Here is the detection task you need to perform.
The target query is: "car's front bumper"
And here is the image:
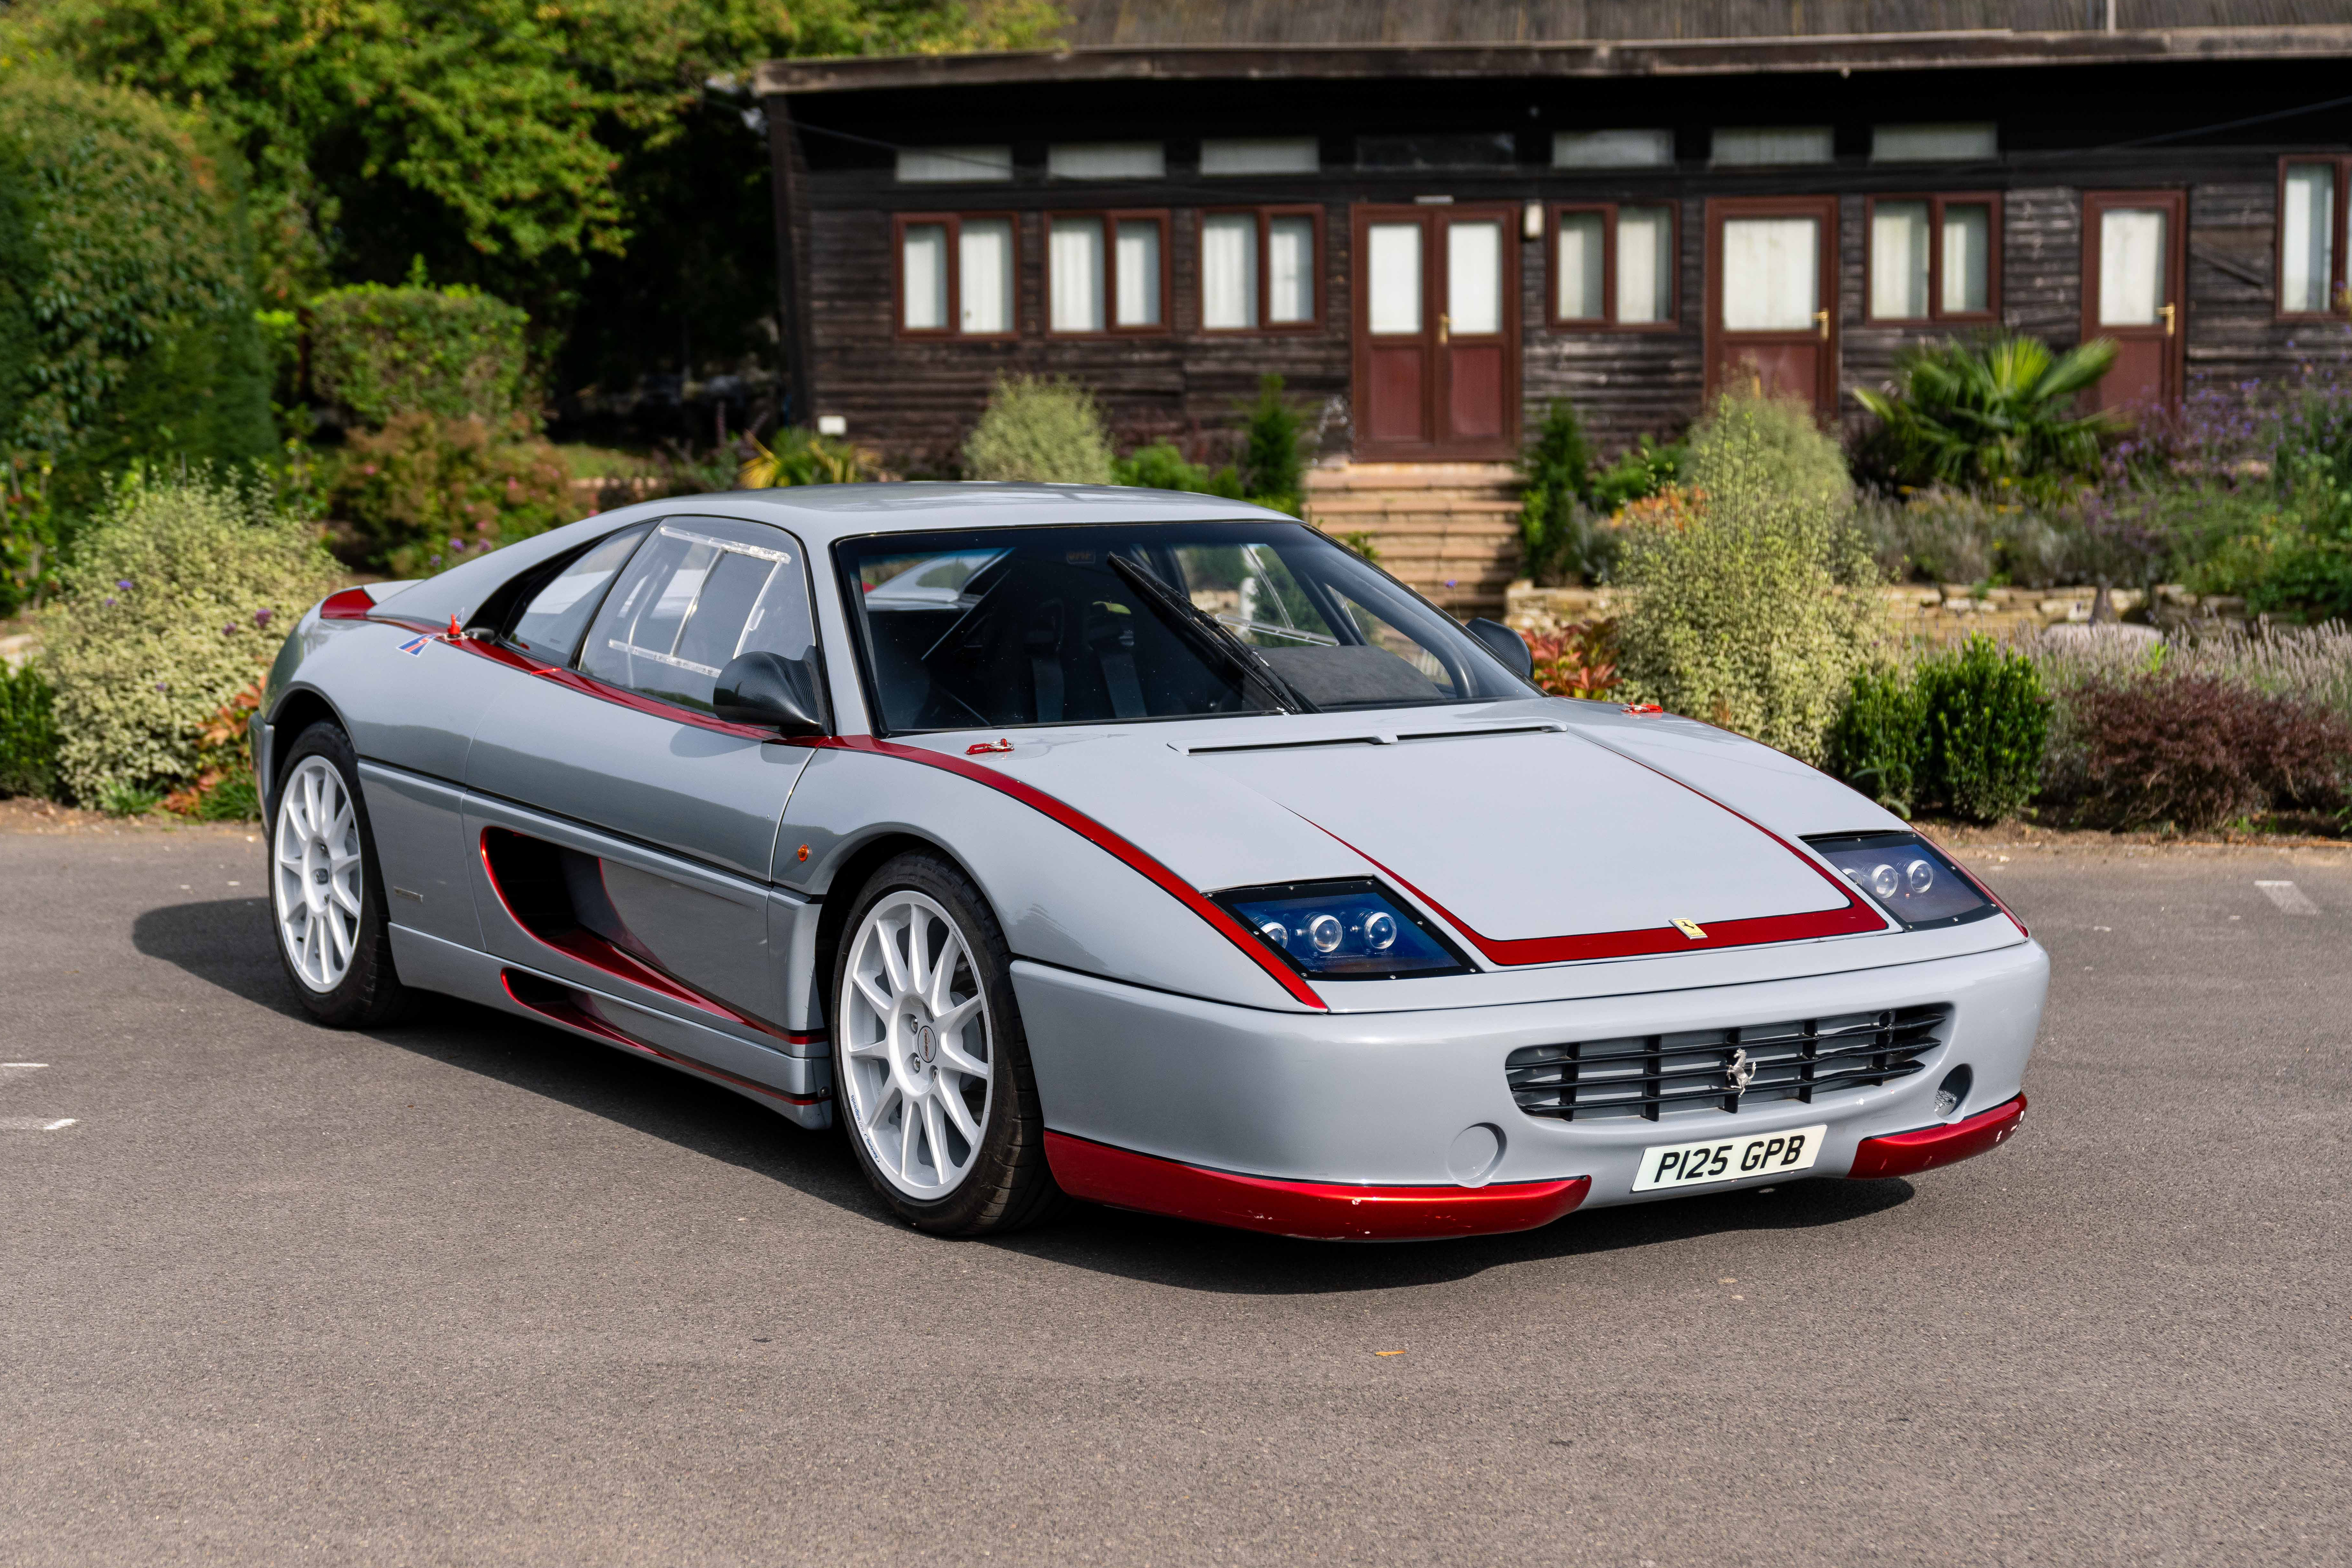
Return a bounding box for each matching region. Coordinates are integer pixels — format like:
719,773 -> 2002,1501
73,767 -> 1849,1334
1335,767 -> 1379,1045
1015,937 -> 2047,1237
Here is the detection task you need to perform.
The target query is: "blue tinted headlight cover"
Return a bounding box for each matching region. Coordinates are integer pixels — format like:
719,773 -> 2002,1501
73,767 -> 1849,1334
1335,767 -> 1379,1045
1212,878 -> 1472,979
1803,832 -> 1998,930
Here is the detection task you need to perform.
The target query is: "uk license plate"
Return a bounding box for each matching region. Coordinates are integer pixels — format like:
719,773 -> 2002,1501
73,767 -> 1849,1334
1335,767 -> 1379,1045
1632,1124 -> 1828,1192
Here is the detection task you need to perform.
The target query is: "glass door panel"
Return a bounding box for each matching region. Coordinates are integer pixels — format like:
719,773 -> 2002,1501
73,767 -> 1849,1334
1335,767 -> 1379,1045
1445,220 -> 1502,335
1367,222 -> 1423,334
2097,209 -> 2168,326
1721,216 -> 1820,329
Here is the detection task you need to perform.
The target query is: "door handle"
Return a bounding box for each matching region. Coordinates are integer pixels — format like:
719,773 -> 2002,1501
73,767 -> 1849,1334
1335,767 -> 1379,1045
2159,303 -> 2176,337
1814,309 -> 1831,341
1438,313 -> 1450,344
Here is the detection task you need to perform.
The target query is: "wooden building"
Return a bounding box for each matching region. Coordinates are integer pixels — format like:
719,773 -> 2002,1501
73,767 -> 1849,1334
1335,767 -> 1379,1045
757,3 -> 2352,613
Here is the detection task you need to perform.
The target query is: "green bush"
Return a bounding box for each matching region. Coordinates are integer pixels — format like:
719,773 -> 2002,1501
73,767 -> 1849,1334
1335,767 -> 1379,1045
308,281 -> 532,427
963,376 -> 1114,484
1589,434 -> 1685,514
0,70 -> 276,500
326,413 -> 580,575
1111,442 -> 1245,498
1914,635 -> 2050,823
1614,391 -> 1880,762
1,455 -> 62,618
1826,664 -> 1928,817
41,472 -> 338,805
1238,374 -> 1305,515
1518,402 -> 1597,586
1853,333 -> 2123,498
737,427 -> 878,488
0,658 -> 59,799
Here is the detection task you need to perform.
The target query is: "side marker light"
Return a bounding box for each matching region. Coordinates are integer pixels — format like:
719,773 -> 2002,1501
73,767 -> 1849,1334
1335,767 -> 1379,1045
1672,917 -> 1707,940
796,844 -> 810,863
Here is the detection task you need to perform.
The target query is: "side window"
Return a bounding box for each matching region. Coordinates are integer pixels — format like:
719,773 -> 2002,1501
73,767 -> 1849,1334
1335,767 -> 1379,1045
507,526 -> 649,664
578,518 -> 816,713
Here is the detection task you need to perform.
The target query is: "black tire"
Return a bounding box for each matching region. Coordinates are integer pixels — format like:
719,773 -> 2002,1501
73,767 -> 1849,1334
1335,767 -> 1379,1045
268,721 -> 415,1029
829,851 -> 1064,1237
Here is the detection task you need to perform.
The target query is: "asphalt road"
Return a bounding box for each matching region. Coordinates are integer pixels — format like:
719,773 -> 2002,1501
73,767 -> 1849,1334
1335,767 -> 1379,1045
2,824 -> 2348,1567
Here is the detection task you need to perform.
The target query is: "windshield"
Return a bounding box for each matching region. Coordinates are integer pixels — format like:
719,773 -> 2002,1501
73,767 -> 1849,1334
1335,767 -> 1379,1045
836,520 -> 1534,734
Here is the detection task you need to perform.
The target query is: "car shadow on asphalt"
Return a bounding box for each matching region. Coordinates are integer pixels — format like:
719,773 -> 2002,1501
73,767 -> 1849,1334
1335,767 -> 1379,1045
137,896 -> 1919,1289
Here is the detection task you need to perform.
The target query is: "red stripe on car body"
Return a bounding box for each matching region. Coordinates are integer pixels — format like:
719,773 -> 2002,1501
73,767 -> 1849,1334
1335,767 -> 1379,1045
1846,1094 -> 2026,1180
1044,1130 -> 1589,1240
319,587 -> 377,620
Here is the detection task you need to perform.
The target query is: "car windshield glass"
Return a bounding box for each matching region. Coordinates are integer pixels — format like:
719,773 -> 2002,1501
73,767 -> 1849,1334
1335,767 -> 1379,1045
837,521 -> 1533,734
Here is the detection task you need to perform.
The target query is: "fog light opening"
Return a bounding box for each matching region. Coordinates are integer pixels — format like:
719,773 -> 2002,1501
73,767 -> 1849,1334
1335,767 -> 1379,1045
1934,1064 -> 1973,1121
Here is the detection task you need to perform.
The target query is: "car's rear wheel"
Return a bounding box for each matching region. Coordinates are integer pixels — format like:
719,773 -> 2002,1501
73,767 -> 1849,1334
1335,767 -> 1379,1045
270,722 -> 414,1029
831,851 -> 1062,1236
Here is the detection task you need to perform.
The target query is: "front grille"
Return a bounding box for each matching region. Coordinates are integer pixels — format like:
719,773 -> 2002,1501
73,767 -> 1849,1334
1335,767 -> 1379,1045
1505,1005 -> 1952,1123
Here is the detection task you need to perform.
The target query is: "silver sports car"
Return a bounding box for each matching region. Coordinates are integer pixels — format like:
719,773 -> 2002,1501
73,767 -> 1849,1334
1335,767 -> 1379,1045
260,485 -> 2045,1239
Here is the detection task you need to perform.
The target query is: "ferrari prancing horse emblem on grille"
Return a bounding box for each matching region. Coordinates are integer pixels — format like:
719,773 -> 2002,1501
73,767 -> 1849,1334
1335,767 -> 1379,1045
1725,1047 -> 1757,1095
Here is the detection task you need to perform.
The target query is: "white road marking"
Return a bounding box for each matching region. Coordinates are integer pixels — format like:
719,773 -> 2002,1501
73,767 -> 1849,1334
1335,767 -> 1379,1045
0,1118 -> 76,1131
2255,880 -> 2322,916
0,1063 -> 48,1084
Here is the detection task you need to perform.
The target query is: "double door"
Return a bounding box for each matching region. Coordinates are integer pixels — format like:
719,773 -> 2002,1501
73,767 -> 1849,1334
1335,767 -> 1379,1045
1351,205 -> 1521,460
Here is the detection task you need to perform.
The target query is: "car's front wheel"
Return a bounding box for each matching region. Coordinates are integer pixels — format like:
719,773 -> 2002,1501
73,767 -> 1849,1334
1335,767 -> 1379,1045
830,851 -> 1061,1235
270,721 -> 413,1029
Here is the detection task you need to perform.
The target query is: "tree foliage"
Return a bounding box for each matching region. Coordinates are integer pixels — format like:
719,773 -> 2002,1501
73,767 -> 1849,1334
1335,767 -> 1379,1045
309,282 -> 532,427
14,0 -> 1064,320
0,67 -> 275,495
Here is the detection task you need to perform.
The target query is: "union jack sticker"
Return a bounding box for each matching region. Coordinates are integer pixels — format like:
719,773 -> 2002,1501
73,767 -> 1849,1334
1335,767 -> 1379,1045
396,633 -> 434,657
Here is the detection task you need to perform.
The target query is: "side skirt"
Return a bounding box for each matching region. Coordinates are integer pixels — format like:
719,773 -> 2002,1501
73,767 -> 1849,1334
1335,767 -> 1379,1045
389,924 -> 835,1130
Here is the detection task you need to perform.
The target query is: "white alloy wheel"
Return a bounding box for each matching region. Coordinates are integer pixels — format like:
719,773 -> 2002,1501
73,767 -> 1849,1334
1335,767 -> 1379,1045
272,755 -> 364,992
838,889 -> 995,1201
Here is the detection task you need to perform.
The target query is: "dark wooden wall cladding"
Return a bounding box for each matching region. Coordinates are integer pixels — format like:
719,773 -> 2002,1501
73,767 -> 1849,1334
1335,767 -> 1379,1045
1057,0 -> 2352,46
1517,197 -> 1706,454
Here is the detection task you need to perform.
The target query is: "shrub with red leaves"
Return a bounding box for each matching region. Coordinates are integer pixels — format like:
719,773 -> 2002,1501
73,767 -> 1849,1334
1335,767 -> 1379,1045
2046,672 -> 2352,830
1522,620 -> 1621,700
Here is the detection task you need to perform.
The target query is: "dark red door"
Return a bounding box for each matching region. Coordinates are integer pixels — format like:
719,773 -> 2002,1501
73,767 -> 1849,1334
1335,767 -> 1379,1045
1352,205 -> 1520,460
2082,189 -> 2187,413
1706,196 -> 1839,415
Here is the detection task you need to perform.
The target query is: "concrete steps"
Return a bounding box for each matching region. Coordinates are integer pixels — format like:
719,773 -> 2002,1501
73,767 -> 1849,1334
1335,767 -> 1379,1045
1304,463 -> 1523,619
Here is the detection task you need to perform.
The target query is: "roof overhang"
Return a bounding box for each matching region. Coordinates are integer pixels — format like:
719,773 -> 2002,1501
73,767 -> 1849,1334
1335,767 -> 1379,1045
756,24 -> 2352,97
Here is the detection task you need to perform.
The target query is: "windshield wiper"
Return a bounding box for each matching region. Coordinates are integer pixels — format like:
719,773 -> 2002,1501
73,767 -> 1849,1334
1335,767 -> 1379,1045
1108,553 -> 1317,715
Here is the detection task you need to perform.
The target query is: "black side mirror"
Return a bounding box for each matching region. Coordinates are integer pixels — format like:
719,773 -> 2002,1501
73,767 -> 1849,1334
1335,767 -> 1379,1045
1464,617 -> 1535,682
713,652 -> 830,737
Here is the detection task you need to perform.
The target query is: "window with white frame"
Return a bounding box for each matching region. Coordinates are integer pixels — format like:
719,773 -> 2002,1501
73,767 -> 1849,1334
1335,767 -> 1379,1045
1867,195 -> 1999,322
2280,157 -> 2349,318
1200,208 -> 1319,331
1047,212 -> 1168,333
897,214 -> 1017,336
1550,204 -> 1676,327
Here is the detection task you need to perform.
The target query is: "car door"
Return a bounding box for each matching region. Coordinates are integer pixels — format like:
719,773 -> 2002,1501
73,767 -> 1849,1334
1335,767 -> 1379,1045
460,514 -> 822,1039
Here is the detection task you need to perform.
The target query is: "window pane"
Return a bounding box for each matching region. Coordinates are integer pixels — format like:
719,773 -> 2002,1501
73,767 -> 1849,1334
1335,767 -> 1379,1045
1941,203 -> 1992,314
1553,129 -> 1673,169
2098,208 -> 2167,326
1202,213 -> 1257,329
1870,200 -> 1931,319
1721,216 -> 1818,329
1268,215 -> 1314,323
959,218 -> 1013,333
2283,164 -> 2335,314
1047,142 -> 1164,180
902,223 -> 948,330
1201,138 -> 1318,176
510,526 -> 648,665
1871,123 -> 1998,163
1618,206 -> 1673,323
1049,217 -> 1105,332
1114,220 -> 1160,327
1712,127 -> 1833,166
581,520 -> 801,713
895,146 -> 1012,184
1447,221 -> 1502,334
1556,211 -> 1604,320
1367,223 -> 1422,334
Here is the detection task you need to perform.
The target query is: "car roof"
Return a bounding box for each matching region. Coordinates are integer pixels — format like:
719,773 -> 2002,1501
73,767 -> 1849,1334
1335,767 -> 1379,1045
687,482 -> 1296,547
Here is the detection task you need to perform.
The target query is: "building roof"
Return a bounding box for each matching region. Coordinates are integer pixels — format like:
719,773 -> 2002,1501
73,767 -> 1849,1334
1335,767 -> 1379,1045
755,22 -> 2352,96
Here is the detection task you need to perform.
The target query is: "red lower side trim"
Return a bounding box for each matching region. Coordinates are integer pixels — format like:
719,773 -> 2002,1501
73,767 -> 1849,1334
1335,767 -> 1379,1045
500,972 -> 828,1106
1043,1131 -> 1589,1241
1847,1093 -> 2026,1180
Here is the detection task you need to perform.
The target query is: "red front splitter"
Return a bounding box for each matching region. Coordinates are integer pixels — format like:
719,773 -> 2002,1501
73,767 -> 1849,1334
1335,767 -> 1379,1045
1044,1131 -> 1590,1241
1847,1093 -> 2027,1180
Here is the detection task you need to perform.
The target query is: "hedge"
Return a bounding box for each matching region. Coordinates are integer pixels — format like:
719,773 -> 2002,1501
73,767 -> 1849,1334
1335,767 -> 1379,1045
0,69 -> 275,497
308,283 -> 532,427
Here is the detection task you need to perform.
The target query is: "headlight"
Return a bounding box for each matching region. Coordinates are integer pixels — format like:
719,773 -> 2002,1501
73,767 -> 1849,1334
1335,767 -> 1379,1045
1803,832 -> 1998,930
1213,878 -> 1471,979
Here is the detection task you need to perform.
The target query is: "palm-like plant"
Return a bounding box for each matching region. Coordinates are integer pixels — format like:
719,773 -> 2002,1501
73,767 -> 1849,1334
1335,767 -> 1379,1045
1854,334 -> 2124,494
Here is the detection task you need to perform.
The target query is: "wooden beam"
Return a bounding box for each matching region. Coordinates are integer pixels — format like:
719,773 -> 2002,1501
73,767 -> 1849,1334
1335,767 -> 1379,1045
764,95 -> 818,428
